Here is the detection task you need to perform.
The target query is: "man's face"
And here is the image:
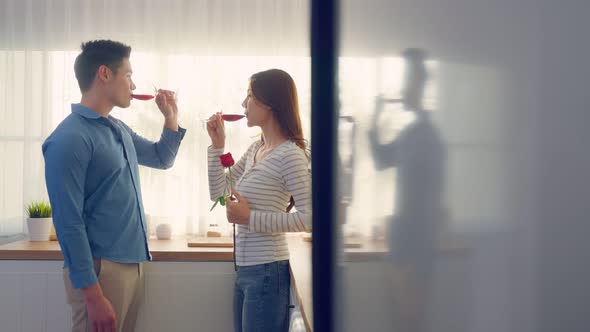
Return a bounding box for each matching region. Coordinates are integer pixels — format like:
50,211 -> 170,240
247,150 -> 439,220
105,58 -> 136,108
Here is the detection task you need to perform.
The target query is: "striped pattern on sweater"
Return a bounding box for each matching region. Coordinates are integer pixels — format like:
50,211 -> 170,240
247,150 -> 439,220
208,140 -> 311,266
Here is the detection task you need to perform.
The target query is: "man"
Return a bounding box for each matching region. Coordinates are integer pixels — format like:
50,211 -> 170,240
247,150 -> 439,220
369,48 -> 445,332
43,40 -> 186,332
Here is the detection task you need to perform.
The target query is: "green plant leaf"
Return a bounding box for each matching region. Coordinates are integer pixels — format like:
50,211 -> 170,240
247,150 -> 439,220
209,198 -> 219,211
25,200 -> 52,218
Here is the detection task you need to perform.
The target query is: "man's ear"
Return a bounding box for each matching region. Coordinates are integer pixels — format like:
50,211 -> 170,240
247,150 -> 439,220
97,65 -> 112,82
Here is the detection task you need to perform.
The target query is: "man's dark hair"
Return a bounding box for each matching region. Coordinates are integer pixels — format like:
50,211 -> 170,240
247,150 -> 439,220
74,40 -> 131,92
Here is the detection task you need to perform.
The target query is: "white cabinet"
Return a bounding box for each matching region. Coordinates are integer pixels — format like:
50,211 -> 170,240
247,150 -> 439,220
137,262 -> 235,332
0,260 -> 235,332
0,261 -> 71,332
288,286 -> 307,332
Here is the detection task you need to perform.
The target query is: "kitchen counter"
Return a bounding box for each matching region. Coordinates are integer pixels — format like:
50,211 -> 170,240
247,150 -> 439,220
0,235 -> 314,331
0,237 -> 234,261
0,233 -> 467,332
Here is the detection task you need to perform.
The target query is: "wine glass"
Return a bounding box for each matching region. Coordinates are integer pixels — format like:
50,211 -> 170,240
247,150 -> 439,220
198,112 -> 246,130
132,80 -> 179,103
198,108 -> 221,131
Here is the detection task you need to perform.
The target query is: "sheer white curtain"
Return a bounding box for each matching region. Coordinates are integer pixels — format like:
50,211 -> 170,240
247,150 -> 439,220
0,0 -> 310,236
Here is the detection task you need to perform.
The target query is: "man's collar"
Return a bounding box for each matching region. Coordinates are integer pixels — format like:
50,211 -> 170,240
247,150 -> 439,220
71,103 -> 102,119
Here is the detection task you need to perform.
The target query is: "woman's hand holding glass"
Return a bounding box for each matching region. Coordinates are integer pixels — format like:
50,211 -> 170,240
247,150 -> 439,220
207,112 -> 226,149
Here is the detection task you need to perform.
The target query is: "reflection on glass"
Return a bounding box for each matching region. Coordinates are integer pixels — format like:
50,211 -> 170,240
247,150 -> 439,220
370,48 -> 445,332
336,49 -> 444,332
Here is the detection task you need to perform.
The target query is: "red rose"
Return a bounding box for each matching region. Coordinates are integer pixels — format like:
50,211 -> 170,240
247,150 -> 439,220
219,152 -> 235,167
211,152 -> 236,211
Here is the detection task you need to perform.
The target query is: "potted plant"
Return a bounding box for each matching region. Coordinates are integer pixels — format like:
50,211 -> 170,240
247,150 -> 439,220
25,201 -> 53,241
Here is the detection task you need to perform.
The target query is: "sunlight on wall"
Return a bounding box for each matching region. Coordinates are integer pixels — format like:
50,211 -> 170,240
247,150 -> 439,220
3,51 -> 434,237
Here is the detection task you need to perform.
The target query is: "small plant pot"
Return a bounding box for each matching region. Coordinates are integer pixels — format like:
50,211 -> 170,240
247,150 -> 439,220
26,217 -> 53,241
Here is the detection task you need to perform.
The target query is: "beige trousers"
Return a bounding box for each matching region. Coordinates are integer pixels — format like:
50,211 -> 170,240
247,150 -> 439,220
63,259 -> 144,332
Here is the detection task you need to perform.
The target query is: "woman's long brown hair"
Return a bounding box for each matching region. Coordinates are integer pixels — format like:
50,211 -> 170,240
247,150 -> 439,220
250,69 -> 307,212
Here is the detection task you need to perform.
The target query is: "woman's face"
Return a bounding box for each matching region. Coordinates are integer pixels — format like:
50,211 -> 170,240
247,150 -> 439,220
242,87 -> 272,128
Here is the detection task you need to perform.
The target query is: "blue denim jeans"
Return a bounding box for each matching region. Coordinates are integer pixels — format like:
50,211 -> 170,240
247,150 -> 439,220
233,260 -> 291,332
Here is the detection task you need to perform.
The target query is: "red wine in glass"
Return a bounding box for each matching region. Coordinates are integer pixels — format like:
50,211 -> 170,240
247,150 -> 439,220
131,94 -> 155,101
221,114 -> 245,121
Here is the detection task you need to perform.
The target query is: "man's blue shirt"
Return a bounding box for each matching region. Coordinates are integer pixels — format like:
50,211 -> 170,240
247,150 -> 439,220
42,104 -> 186,288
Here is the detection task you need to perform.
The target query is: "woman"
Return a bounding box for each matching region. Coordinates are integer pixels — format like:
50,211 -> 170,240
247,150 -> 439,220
207,69 -> 311,332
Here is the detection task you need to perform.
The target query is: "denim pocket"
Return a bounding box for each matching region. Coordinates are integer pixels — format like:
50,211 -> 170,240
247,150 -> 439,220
237,263 -> 266,275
